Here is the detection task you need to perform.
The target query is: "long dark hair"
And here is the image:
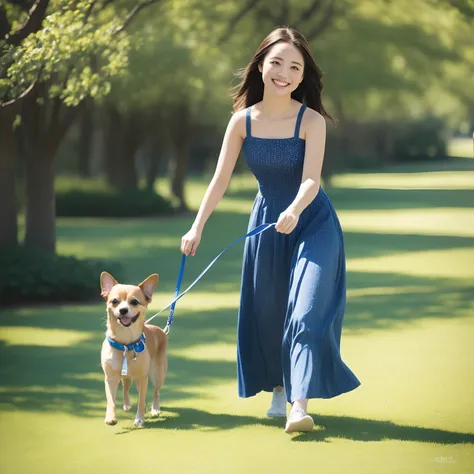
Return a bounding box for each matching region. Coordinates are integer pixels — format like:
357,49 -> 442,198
231,27 -> 333,123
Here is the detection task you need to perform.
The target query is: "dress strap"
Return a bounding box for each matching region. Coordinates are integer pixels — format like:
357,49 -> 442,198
294,104 -> 307,138
246,107 -> 252,138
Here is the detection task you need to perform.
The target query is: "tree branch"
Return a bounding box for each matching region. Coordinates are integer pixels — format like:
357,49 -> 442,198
7,0 -> 50,46
279,0 -> 290,25
256,6 -> 280,27
84,0 -> 99,23
1,78 -> 38,109
14,0 -> 37,12
113,0 -> 160,36
445,0 -> 474,19
305,0 -> 336,42
0,5 -> 11,39
51,102 -> 85,154
217,0 -> 262,46
296,0 -> 324,27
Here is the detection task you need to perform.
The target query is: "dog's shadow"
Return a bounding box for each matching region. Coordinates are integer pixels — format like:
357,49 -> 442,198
116,406 -> 474,444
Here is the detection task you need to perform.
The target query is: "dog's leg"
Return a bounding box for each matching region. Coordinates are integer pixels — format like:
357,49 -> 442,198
150,350 -> 167,416
104,374 -> 121,425
134,376 -> 148,427
122,377 -> 132,412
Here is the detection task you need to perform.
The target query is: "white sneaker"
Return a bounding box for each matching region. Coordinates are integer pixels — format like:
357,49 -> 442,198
284,407 -> 314,433
266,388 -> 287,418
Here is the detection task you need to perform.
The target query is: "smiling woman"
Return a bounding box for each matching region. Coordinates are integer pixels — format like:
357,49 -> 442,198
180,26 -> 361,434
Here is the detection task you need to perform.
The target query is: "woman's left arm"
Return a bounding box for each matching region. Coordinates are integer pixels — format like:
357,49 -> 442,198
275,112 -> 327,234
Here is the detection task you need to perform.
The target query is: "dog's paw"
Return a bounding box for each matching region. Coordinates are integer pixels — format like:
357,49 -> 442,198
123,405 -> 132,412
105,418 -> 117,426
150,408 -> 160,417
134,417 -> 145,427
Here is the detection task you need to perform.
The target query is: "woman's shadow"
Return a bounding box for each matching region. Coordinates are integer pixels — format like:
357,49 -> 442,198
117,407 -> 474,444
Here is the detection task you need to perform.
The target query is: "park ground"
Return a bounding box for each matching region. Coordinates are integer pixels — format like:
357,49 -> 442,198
1,144 -> 473,473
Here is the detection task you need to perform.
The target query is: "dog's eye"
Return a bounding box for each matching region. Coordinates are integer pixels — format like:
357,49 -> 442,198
130,299 -> 140,306
111,298 -> 119,305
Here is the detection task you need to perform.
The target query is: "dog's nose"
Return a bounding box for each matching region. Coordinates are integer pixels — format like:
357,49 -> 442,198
119,307 -> 128,315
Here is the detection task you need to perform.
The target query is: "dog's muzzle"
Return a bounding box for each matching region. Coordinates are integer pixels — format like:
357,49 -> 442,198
118,314 -> 140,327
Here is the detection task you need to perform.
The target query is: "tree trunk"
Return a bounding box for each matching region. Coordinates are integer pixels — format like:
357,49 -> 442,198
116,115 -> 139,189
104,105 -> 122,186
171,143 -> 190,211
169,104 -> 193,211
24,147 -> 56,252
0,108 -> 19,247
145,137 -> 165,191
21,85 -> 80,253
104,107 -> 139,189
78,98 -> 93,177
145,112 -> 168,191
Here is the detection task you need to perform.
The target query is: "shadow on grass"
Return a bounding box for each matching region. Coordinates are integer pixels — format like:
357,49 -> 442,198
1,265 -> 472,417
0,336 -> 237,417
115,406 -> 474,445
2,165 -> 473,422
53,210 -> 474,295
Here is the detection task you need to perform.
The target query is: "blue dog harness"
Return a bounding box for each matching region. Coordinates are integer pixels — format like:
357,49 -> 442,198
106,332 -> 146,376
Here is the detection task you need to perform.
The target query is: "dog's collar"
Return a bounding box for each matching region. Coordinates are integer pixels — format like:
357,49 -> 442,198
106,332 -> 146,354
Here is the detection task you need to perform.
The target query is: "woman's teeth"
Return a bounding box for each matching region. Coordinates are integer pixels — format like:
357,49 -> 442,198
273,79 -> 289,87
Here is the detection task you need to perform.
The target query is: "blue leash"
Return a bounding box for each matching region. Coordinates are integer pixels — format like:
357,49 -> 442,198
145,222 -> 277,333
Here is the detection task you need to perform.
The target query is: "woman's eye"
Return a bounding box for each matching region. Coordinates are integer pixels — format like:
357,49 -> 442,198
131,300 -> 139,306
291,66 -> 299,71
270,61 -> 280,66
111,299 -> 119,305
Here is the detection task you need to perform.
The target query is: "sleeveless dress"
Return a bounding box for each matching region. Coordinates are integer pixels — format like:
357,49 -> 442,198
237,103 -> 361,403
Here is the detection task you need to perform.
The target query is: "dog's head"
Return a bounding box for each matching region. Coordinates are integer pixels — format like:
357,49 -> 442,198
100,272 -> 159,333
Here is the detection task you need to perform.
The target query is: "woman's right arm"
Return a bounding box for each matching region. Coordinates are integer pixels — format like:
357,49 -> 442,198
181,110 -> 246,256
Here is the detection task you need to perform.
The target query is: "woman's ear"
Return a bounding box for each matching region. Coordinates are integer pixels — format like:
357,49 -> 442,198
258,62 -> 263,73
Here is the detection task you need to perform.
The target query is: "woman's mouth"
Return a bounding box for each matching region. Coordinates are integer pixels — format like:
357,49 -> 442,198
272,79 -> 290,89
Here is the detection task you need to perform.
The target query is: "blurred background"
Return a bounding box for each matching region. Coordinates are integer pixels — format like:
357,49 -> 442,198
1,2 -> 474,472
1,1 -> 473,298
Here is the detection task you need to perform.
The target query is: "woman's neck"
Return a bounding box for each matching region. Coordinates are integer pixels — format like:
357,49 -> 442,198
260,94 -> 295,120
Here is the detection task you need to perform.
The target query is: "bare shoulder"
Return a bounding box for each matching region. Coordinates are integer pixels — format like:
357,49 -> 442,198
301,108 -> 325,140
302,106 -> 326,130
228,108 -> 247,140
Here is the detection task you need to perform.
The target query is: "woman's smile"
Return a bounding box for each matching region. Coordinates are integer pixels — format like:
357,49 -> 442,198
272,79 -> 290,88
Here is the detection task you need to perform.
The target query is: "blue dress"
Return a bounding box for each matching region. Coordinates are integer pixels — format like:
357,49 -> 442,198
237,103 -> 361,403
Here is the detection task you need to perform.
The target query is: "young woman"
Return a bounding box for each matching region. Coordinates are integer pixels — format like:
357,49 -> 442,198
181,27 -> 361,433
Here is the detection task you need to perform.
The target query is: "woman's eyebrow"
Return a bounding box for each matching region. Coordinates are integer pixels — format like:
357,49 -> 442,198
269,56 -> 303,67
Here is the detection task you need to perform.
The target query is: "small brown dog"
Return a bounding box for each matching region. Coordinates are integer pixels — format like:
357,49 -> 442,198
100,272 -> 167,427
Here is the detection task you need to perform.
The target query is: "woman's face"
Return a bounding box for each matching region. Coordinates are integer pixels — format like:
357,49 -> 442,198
258,42 -> 305,96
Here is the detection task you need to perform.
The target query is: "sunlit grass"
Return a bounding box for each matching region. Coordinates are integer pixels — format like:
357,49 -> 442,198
348,246 -> 474,279
0,327 -> 96,347
448,137 -> 473,158
333,170 -> 474,190
339,208 -> 474,237
2,162 -> 474,474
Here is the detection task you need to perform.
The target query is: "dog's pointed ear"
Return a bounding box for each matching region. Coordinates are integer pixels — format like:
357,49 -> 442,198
101,272 -> 118,299
138,273 -> 159,302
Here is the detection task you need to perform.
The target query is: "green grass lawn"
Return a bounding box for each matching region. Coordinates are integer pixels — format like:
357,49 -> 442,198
1,160 -> 474,473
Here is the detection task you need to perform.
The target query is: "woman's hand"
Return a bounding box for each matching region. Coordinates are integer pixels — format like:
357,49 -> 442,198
275,208 -> 300,234
181,227 -> 202,256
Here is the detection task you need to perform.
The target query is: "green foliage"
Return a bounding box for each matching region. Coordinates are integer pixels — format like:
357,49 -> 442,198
0,245 -> 123,305
107,4 -> 233,128
2,0 -> 131,105
392,117 -> 448,162
55,182 -> 174,217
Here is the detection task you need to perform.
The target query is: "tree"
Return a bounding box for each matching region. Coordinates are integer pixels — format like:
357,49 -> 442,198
0,0 -> 161,252
104,9 -> 234,209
